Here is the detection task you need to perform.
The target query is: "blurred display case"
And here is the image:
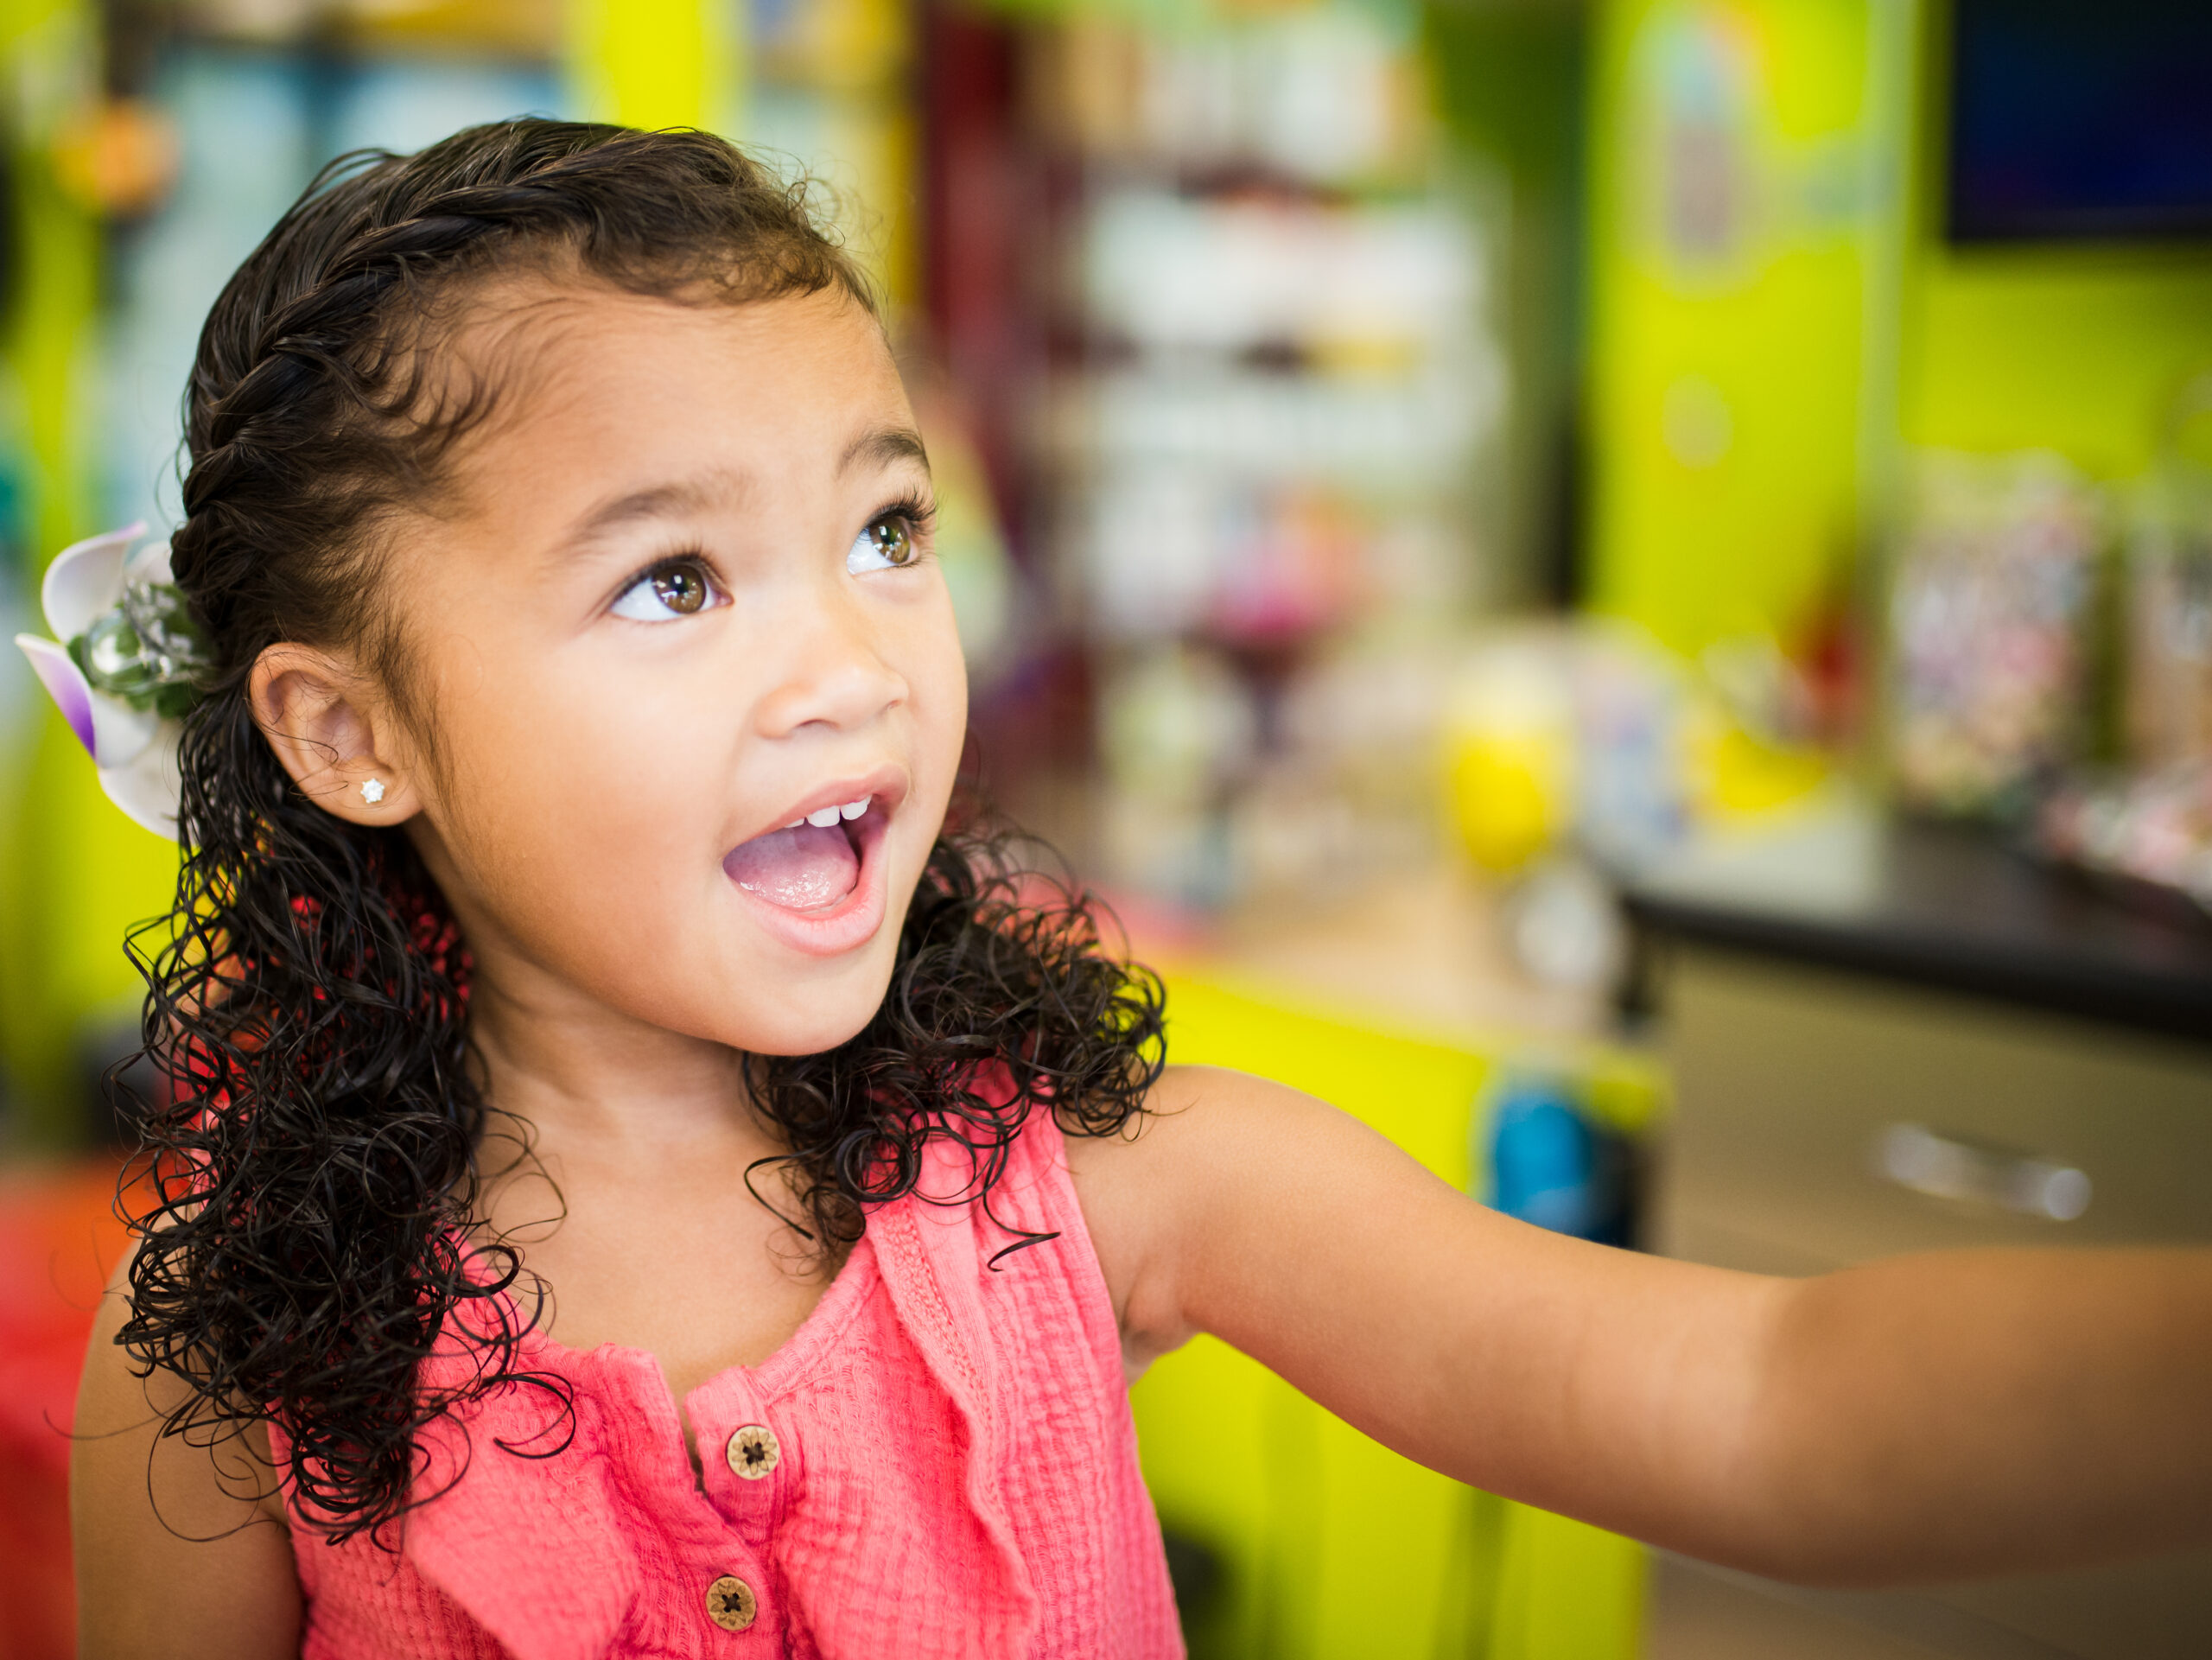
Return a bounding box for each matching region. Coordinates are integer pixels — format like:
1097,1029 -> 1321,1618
956,3 -> 1506,916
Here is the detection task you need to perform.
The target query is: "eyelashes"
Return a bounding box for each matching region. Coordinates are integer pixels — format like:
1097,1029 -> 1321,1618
874,491 -> 938,536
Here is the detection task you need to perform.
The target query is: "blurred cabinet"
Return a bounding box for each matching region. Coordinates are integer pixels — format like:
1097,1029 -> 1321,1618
1133,969 -> 1654,1660
1643,933 -> 2212,1658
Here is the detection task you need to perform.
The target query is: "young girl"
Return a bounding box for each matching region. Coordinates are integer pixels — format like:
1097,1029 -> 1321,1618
48,121 -> 2212,1660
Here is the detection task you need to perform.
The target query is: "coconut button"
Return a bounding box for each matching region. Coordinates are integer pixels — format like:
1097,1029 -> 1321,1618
705,1574 -> 757,1633
726,1422 -> 781,1481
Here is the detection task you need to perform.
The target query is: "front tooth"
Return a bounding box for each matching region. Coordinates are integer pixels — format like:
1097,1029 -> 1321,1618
784,819 -> 804,830
839,796 -> 870,821
805,805 -> 842,829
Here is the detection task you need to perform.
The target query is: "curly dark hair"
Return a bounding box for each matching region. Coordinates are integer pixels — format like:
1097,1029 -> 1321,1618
116,119 -> 1165,1547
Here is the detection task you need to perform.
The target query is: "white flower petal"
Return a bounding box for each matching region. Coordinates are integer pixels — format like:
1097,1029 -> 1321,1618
41,523 -> 144,640
99,718 -> 183,840
124,537 -> 175,587
89,690 -> 160,768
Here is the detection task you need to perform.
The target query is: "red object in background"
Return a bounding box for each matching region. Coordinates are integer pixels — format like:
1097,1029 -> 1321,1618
1794,577 -> 1866,751
0,1161 -> 128,1660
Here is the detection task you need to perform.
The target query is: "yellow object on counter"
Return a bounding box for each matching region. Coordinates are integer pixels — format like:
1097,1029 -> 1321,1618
1448,731 -> 1572,875
1690,716 -> 1831,823
1441,646 -> 1577,876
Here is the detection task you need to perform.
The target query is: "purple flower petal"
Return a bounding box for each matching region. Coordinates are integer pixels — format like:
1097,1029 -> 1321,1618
16,634 -> 98,756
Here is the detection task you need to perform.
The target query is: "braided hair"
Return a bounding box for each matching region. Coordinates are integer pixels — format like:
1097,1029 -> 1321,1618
119,120 -> 1164,1546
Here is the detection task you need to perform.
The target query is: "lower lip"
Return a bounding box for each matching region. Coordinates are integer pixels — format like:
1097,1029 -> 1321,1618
724,809 -> 892,958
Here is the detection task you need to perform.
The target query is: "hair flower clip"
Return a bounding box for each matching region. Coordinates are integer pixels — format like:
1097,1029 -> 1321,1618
13,523 -> 207,840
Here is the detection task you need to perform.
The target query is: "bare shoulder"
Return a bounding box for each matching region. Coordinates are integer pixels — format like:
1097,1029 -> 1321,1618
1060,1064 -> 1398,1373
72,1237 -> 303,1660
1060,1064 -> 1320,1231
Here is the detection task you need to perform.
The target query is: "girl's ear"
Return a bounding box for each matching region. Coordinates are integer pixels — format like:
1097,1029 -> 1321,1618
249,643 -> 423,825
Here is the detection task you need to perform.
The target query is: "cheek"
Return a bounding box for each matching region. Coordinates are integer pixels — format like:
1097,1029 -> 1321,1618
427,650 -> 729,950
474,658 -> 711,826
908,595 -> 971,775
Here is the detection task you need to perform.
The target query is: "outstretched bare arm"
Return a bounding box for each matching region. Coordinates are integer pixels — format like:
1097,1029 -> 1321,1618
1069,1065 -> 2212,1585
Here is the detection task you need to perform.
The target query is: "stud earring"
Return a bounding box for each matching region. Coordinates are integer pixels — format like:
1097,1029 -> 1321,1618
360,778 -> 386,806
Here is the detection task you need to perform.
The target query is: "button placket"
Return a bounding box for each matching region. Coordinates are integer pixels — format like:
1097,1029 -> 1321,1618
692,1371 -> 795,1548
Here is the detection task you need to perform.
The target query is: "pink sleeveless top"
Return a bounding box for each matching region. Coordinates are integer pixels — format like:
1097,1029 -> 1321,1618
270,1112 -> 1182,1660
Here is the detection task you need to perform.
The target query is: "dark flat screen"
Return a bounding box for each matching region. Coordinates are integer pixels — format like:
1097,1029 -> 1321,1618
1948,0 -> 2212,243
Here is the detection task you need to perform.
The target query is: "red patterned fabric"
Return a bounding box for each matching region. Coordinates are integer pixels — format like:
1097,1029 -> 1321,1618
270,1111 -> 1182,1659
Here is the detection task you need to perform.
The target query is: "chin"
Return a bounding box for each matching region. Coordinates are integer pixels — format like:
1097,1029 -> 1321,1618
732,956 -> 899,1059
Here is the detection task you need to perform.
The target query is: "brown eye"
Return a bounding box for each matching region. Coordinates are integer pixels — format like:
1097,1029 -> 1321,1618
849,514 -> 917,574
651,563 -> 709,614
613,558 -> 718,621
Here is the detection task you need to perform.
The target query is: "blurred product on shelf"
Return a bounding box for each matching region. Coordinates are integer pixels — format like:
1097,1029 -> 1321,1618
2124,372 -> 2212,776
1014,2 -> 1502,919
173,0 -> 559,55
1888,448 -> 2107,824
1502,855 -> 1626,991
1435,619 -> 1836,985
1444,632 -> 1581,875
49,97 -> 177,217
2033,375 -> 2212,915
2038,759 -> 2212,916
1020,4 -> 1425,186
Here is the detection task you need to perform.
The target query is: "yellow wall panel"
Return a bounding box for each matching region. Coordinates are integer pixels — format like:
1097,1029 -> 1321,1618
1585,0 -> 1880,656
1133,970 -> 1649,1659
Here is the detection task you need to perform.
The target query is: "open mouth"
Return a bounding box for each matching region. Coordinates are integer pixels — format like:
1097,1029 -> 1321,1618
723,792 -> 881,913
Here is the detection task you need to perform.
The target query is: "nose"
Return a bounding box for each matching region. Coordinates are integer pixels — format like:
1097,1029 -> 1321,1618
749,580 -> 909,740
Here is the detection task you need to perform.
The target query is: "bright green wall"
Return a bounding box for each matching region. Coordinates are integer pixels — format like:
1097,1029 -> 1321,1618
1895,1 -> 2212,475
1901,248 -> 2212,474
1584,0 -> 1883,656
564,0 -> 737,132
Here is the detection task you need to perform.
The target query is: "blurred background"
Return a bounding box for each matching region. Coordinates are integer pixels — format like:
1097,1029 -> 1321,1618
3,0 -> 2210,1656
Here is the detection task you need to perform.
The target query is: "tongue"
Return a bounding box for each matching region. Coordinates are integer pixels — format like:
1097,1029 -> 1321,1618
724,823 -> 859,911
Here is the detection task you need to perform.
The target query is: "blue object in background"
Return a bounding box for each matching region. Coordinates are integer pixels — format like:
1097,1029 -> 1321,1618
326,59 -> 563,165
1484,1076 -> 1632,1244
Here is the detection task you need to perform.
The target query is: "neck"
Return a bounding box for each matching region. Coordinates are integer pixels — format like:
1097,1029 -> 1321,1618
461,925 -> 781,1175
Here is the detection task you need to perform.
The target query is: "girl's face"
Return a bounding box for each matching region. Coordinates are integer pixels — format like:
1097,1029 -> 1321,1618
365,283 -> 967,1057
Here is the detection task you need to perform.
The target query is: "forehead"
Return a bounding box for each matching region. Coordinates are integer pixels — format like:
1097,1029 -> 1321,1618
435,280 -> 909,506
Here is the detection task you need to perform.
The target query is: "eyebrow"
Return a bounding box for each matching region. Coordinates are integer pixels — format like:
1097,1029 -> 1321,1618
566,471 -> 745,547
840,426 -> 931,477
556,431 -> 930,559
